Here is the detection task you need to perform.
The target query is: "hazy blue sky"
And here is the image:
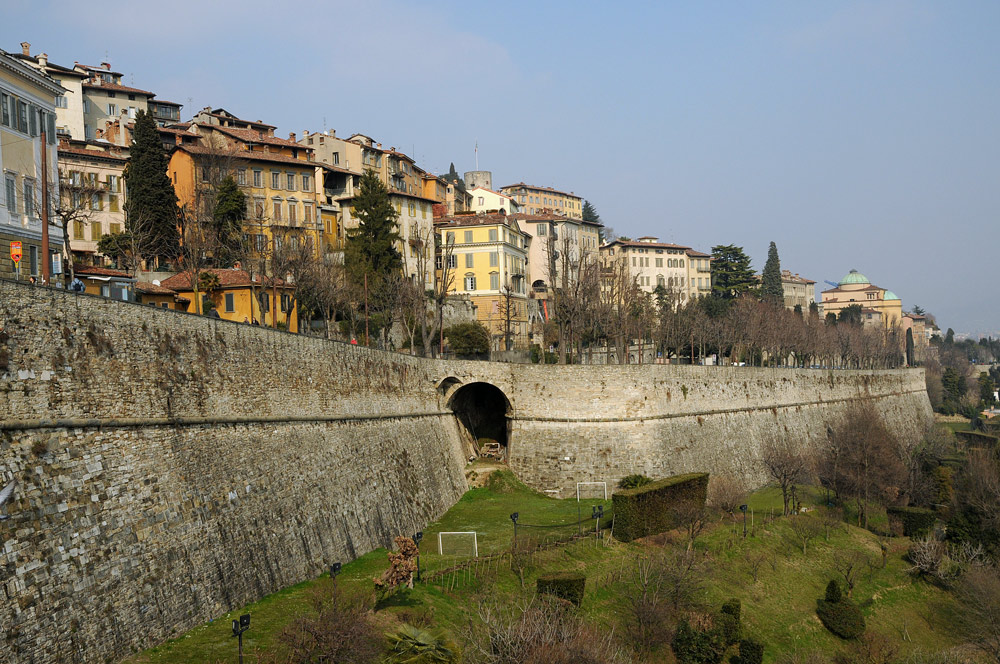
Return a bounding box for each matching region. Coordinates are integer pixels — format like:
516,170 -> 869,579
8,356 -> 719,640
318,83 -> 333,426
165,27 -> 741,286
6,1 -> 999,334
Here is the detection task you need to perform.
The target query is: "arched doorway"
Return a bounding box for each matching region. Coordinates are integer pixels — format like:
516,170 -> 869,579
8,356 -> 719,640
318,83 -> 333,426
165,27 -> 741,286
448,382 -> 511,460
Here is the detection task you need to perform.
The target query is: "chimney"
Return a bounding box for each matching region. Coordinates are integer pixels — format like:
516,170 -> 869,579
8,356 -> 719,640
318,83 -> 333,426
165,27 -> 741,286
101,62 -> 111,70
302,129 -> 309,138
377,143 -> 382,149
38,53 -> 48,66
288,132 -> 296,142
20,42 -> 30,57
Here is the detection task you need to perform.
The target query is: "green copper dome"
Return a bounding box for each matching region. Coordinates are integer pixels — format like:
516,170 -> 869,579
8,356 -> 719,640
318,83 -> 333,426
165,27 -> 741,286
839,269 -> 870,286
883,290 -> 900,301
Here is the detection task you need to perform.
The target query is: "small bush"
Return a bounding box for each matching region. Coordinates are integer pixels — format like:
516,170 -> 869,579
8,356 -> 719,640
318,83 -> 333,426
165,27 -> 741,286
617,474 -> 652,489
384,623 -> 460,663
31,440 -> 48,456
671,617 -> 726,664
718,598 -> 741,645
816,582 -> 865,640
732,638 -> 764,664
536,572 -> 586,607
886,506 -> 937,538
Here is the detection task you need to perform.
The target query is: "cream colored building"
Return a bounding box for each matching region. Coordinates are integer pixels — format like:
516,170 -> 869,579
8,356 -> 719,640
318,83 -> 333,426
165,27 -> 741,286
57,138 -> 128,266
468,186 -> 521,215
780,270 -> 816,310
299,129 -> 437,288
510,212 -> 601,298
434,213 -> 530,350
500,182 -> 583,219
599,237 -> 711,304
820,269 -> 903,328
1,47 -> 64,281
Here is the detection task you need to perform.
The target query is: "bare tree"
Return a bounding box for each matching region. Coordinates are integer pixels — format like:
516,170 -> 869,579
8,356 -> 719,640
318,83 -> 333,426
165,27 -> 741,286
434,231 -> 457,357
762,438 -> 811,516
955,564 -> 1000,663
788,514 -> 824,555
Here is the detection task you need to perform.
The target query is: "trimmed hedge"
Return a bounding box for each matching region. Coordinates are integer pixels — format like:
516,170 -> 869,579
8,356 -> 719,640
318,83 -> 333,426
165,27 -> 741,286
617,474 -> 652,489
956,430 -> 999,447
887,506 -> 937,538
612,472 -> 709,542
719,598 -> 741,645
816,581 -> 864,639
536,572 -> 585,607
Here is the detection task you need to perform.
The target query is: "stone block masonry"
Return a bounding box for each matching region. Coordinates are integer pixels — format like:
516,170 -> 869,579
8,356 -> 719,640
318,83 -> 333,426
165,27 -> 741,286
0,279 -> 469,663
0,278 -> 933,662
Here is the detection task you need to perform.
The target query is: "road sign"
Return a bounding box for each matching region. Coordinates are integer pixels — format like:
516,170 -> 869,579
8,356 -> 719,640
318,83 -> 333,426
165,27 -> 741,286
10,241 -> 22,264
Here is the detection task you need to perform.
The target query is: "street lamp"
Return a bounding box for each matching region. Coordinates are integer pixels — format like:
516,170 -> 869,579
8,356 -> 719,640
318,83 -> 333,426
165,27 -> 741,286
510,512 -> 519,546
413,532 -> 423,581
592,505 -> 604,536
330,561 -> 342,579
232,613 -> 251,664
739,504 -> 748,538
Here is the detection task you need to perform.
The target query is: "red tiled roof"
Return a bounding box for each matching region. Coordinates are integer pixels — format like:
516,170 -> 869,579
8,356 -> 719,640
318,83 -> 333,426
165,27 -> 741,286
82,81 -> 155,96
604,239 -> 692,251
160,268 -> 290,291
685,249 -> 711,258
135,281 -> 176,295
509,212 -> 573,222
58,145 -> 128,162
434,213 -> 523,229
209,125 -> 305,149
175,144 -> 316,169
74,264 -> 132,278
499,182 -> 581,200
150,98 -> 182,107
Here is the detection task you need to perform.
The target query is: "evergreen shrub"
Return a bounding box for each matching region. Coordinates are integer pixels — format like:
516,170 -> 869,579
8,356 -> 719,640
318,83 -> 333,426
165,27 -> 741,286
718,598 -> 741,645
612,473 -> 709,542
816,580 -> 865,639
886,506 -> 937,538
732,638 -> 764,664
671,618 -> 726,664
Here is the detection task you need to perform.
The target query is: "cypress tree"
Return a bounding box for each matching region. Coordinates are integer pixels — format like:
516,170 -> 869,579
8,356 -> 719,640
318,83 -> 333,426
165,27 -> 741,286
212,176 -> 245,267
710,244 -> 756,299
345,169 -> 401,282
760,241 -> 783,304
582,200 -> 601,224
124,109 -> 180,263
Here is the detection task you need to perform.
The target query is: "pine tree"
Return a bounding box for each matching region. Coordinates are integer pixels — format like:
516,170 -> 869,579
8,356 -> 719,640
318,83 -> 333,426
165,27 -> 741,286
124,109 -> 180,263
345,169 -> 401,282
760,241 -> 783,304
710,244 -> 756,299
212,176 -> 245,267
582,200 -> 601,224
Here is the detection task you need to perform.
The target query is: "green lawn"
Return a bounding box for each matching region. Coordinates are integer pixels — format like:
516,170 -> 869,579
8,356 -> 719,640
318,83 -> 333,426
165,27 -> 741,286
127,469 -> 970,664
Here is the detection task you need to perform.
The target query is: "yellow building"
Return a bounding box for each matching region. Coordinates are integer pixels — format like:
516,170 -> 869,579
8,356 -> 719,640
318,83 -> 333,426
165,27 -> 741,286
820,269 -> 903,328
160,267 -> 298,331
599,237 -> 712,304
499,182 -> 584,219
435,214 -> 531,350
1,47 -> 64,281
167,108 -> 325,264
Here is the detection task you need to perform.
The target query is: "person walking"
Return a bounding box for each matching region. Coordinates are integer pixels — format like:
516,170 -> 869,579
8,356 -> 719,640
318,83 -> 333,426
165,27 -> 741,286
70,276 -> 85,293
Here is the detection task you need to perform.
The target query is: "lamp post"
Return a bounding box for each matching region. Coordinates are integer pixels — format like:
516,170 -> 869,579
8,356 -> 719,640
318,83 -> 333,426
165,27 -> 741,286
592,505 -> 604,537
330,561 -> 342,579
231,613 -> 251,664
739,504 -> 748,538
510,512 -> 519,546
413,532 -> 423,581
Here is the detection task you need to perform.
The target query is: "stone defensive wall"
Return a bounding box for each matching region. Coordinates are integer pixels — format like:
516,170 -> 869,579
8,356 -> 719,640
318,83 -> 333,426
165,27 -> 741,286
0,279 -> 933,663
438,362 -> 932,494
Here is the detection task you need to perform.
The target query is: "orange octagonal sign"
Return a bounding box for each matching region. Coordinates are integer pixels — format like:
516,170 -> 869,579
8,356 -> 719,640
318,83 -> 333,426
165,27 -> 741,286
10,241 -> 22,264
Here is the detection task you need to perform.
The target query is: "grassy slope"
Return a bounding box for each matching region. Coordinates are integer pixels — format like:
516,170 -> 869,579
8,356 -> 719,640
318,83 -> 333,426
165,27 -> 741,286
127,469 -> 967,663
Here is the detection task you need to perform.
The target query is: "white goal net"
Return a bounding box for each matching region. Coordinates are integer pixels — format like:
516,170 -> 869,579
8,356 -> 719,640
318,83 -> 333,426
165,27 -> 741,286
576,481 -> 608,501
437,531 -> 479,557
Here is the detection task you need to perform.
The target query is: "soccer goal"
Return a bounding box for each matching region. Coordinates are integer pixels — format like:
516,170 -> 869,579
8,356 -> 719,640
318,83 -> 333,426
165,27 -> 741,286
437,531 -> 479,557
576,481 -> 608,501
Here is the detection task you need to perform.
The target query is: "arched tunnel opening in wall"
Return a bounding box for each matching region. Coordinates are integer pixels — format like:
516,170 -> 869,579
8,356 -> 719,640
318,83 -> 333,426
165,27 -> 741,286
447,382 -> 512,460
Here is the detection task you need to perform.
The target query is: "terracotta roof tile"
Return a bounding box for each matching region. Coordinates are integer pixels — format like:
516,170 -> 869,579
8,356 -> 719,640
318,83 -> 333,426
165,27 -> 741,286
82,81 -> 155,96
135,281 -> 176,295
160,268 -> 289,291
73,264 -> 132,278
499,182 -> 581,200
604,239 -> 692,251
209,125 -> 306,149
176,144 -> 316,169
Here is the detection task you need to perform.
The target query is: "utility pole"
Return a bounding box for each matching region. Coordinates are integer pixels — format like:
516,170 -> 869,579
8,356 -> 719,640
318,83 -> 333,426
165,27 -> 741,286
40,114 -> 51,285
364,272 -> 369,345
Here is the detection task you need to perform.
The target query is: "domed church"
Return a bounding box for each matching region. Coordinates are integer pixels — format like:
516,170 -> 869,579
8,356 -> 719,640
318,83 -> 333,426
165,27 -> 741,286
820,270 -> 903,328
